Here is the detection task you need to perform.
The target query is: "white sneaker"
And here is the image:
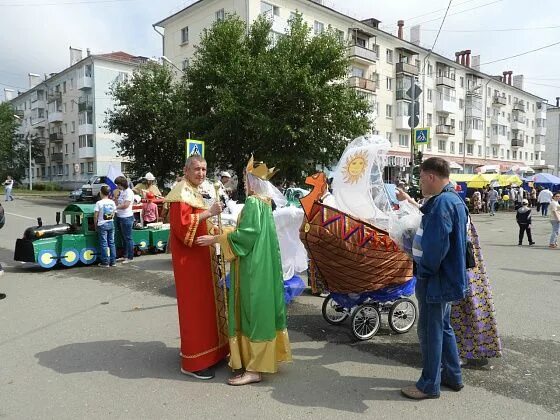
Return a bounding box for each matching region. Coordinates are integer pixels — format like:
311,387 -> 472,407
121,259 -> 133,264
0,270 -> 4,276
116,257 -> 125,263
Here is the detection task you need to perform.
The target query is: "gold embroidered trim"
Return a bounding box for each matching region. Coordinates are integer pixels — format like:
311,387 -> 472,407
184,213 -> 200,247
179,343 -> 229,359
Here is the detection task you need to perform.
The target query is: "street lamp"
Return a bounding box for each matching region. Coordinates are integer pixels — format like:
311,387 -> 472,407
13,114 -> 33,191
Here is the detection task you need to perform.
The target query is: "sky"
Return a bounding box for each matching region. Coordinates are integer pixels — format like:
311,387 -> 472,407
1,0 -> 560,102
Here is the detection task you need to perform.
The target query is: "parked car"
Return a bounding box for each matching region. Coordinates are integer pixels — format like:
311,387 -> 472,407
80,175 -> 109,202
69,188 -> 83,202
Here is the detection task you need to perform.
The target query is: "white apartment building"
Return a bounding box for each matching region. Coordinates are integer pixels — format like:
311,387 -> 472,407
10,50 -> 146,189
154,0 -> 548,180
544,104 -> 560,175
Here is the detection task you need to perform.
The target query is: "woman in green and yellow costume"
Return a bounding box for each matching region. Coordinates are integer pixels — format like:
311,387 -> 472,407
196,156 -> 292,386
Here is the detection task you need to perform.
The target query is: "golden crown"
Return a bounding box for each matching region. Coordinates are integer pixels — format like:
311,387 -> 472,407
246,155 -> 279,181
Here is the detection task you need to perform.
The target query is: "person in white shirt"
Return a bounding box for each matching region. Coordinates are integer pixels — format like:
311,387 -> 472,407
537,187 -> 554,216
114,176 -> 135,263
548,192 -> 560,248
3,176 -> 14,202
94,185 -> 117,267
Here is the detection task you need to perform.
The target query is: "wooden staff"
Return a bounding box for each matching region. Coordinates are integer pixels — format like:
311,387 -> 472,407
213,182 -> 229,322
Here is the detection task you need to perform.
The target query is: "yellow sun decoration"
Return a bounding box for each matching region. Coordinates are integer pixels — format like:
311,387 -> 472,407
342,150 -> 368,184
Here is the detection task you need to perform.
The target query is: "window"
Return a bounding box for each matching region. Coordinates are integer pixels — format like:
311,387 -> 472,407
525,152 -> 528,160
314,20 -> 324,35
72,142 -> 75,153
427,63 -> 433,77
261,1 -> 279,18
80,162 -> 85,174
478,145 -> 482,156
87,161 -> 94,173
492,147 -> 498,158
78,135 -> 94,148
182,59 -> 190,71
386,132 -> 392,143
336,30 -> 345,43
64,123 -> 68,133
386,49 -> 393,64
396,101 -> 409,116
215,8 -> 225,21
70,78 -> 74,90
450,118 -> 455,127
427,89 -> 433,102
351,67 -> 364,78
508,95 -> 511,104
72,121 -> 75,132
500,148 -> 504,159
71,101 -> 74,112
63,103 -> 67,113
78,111 -> 93,125
181,26 -> 189,44
65,144 -> 68,154
460,77 -> 464,88
459,121 -> 463,131
486,146 -> 490,157
507,150 -> 510,159
386,77 -> 392,91
438,140 -> 446,152
386,104 -> 393,118
450,142 -> 455,154
459,98 -> 464,109
427,113 -> 432,126
459,143 -> 463,154
65,164 -> 69,176
487,87 -> 491,97
63,81 -> 67,93
399,134 -> 409,147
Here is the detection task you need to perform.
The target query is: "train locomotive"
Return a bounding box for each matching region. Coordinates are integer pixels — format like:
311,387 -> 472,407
14,202 -> 170,269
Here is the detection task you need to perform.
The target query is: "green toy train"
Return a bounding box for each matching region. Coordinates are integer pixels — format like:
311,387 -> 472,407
14,203 -> 170,269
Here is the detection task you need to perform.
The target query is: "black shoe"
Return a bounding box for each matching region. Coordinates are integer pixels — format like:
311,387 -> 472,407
529,242 -> 535,246
441,380 -> 464,392
0,293 -> 6,300
181,368 -> 214,380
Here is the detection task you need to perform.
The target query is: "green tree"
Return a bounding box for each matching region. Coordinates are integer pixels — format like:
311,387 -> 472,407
105,61 -> 183,183
181,14 -> 371,191
0,102 -> 32,182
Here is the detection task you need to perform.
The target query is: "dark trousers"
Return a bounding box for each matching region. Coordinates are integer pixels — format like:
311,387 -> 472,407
541,202 -> 550,216
518,223 -> 533,244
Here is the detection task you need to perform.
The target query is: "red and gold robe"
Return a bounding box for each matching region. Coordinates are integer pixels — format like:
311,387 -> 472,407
166,180 -> 228,372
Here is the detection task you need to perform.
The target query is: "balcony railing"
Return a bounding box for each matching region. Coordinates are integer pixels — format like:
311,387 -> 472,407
49,133 -> 63,142
78,97 -> 93,112
436,124 -> 455,136
47,92 -> 62,103
396,62 -> 419,76
347,76 -> 376,92
513,102 -> 526,112
34,155 -> 46,164
511,139 -> 524,148
436,74 -> 456,88
348,43 -> 378,63
51,152 -> 64,162
493,95 -> 507,106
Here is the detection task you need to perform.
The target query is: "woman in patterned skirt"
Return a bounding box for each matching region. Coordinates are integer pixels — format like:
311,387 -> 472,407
451,222 -> 502,366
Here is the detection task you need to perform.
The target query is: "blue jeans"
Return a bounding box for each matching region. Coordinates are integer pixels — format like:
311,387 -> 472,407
488,201 -> 496,214
550,220 -> 560,245
118,216 -> 134,260
541,202 -> 550,216
97,223 -> 116,265
5,188 -> 13,201
415,276 -> 463,396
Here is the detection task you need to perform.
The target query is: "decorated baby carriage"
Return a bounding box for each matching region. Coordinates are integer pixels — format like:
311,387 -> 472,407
299,136 -> 420,341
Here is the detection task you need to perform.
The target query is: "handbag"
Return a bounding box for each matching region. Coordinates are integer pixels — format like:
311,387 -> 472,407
466,240 -> 476,269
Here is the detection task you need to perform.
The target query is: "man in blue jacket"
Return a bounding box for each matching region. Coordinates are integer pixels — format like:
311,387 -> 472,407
402,157 -> 468,400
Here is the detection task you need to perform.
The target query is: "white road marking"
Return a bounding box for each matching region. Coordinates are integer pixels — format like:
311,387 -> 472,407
5,212 -> 36,221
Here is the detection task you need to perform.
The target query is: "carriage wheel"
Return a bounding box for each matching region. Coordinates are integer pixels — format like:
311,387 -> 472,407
351,304 -> 381,341
37,249 -> 58,269
79,248 -> 97,265
388,298 -> 417,334
321,294 -> 349,325
60,248 -> 79,267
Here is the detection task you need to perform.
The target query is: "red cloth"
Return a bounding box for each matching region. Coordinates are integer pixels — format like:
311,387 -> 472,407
169,202 -> 229,372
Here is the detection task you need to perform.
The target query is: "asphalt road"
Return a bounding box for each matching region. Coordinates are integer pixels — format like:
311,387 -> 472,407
0,197 -> 558,419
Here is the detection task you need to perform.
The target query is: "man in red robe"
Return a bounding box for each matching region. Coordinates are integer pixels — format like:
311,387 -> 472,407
165,155 -> 229,379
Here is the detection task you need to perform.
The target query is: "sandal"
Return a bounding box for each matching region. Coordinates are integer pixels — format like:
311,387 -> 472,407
227,372 -> 262,386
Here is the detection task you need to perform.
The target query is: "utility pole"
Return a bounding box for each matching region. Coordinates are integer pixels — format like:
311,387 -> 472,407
28,134 -> 32,190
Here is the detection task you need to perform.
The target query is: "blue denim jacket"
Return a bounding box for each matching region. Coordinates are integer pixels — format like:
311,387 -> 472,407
416,183 -> 468,303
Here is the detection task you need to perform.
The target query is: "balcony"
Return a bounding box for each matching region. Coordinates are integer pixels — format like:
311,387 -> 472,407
78,97 -> 93,112
490,132 -> 507,146
466,128 -> 483,142
31,100 -> 46,110
48,111 -> 63,123
395,115 -> 410,130
79,147 -> 95,159
77,74 -> 93,90
348,43 -> 377,64
14,110 -> 24,119
51,152 -> 64,162
511,138 -> 524,148
396,62 -> 419,76
536,105 -> 546,120
536,126 -> 547,136
436,74 -> 456,88
436,124 -> 455,136
49,133 -> 63,142
535,143 -> 546,153
533,159 -> 546,166
78,123 -> 94,136
513,102 -> 526,112
347,76 -> 376,92
31,117 -> 47,128
47,92 -> 62,103
493,95 -> 507,106
511,119 -> 525,131
34,155 -> 46,164
436,93 -> 457,114
466,104 -> 483,119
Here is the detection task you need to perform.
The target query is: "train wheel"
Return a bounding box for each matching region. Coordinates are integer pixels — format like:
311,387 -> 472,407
79,247 -> 97,265
351,304 -> 381,341
155,240 -> 166,252
37,250 -> 58,269
60,248 -> 79,267
388,298 -> 417,334
137,240 -> 148,251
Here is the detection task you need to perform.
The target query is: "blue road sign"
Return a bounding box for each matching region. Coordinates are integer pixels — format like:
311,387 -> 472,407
414,128 -> 430,145
186,139 -> 205,158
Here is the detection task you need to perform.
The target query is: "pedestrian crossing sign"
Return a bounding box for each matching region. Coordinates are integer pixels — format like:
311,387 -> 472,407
186,139 -> 205,158
414,128 -> 430,145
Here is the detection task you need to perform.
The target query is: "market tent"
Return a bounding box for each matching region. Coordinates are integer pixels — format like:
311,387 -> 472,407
531,173 -> 560,191
466,174 -> 497,188
498,174 -> 522,186
450,174 -> 475,183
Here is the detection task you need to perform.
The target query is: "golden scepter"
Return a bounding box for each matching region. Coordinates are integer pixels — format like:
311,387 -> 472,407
213,182 -> 229,323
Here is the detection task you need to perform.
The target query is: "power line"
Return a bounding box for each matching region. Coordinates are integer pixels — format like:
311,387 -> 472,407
416,0 -> 504,26
0,0 -> 138,7
425,0 -> 453,63
524,81 -> 560,89
479,40 -> 560,65
421,24 -> 560,33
